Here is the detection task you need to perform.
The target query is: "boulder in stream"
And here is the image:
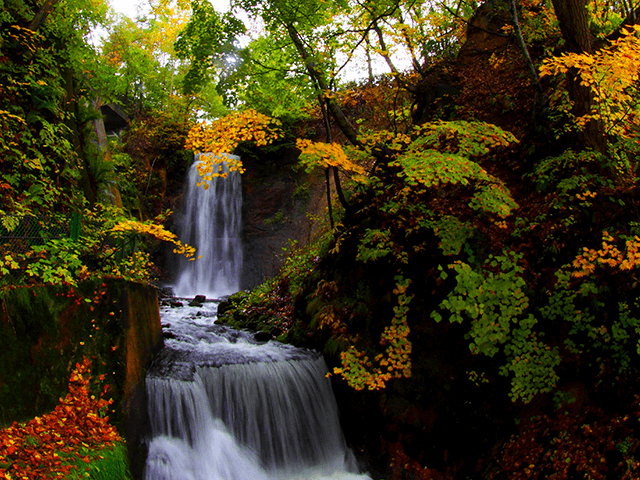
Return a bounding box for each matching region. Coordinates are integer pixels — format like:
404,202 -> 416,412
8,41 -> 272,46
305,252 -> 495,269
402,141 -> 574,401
189,295 -> 206,307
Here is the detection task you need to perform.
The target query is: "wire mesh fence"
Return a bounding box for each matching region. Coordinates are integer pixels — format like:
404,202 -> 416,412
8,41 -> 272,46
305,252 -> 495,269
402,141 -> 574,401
0,213 -> 81,255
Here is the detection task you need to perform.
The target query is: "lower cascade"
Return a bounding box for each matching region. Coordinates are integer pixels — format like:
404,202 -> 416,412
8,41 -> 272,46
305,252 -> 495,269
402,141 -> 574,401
145,305 -> 370,480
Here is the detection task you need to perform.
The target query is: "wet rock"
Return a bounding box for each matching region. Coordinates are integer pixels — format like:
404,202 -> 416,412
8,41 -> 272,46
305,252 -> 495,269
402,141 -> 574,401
162,331 -> 177,340
156,285 -> 175,299
189,295 -> 206,307
169,301 -> 183,308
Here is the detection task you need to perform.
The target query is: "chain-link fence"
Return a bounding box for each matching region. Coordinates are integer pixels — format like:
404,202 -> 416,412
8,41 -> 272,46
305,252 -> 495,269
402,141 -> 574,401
0,213 -> 81,254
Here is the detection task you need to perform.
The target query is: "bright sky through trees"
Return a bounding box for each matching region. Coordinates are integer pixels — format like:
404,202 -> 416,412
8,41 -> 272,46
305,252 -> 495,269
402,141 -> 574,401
104,0 -> 404,81
109,0 -> 230,18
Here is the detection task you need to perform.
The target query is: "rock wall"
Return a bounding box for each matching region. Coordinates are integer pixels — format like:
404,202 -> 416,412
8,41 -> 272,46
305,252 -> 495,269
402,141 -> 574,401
159,146 -> 331,293
240,147 -> 330,290
0,278 -> 163,478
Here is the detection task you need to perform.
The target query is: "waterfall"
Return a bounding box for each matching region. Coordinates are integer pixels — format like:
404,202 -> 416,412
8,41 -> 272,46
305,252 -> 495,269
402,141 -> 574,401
147,153 -> 370,480
174,153 -> 243,299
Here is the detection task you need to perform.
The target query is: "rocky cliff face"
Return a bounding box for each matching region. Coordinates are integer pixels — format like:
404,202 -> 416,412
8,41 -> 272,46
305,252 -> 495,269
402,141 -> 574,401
240,147 -> 329,290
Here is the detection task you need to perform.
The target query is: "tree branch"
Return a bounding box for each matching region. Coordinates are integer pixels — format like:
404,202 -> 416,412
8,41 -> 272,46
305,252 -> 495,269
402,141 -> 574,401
28,0 -> 60,31
285,22 -> 362,147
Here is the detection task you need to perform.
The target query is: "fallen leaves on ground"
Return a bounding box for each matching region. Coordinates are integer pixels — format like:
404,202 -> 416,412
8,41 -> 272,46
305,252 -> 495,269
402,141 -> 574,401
0,356 -> 122,479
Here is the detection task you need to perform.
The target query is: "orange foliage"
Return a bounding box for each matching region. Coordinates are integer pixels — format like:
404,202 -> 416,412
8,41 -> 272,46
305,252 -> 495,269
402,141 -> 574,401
383,440 -> 453,480
335,79 -> 414,133
455,45 -> 531,136
572,231 -> 640,278
492,401 -> 640,480
331,278 -> 412,391
184,109 -> 282,188
0,357 -> 122,479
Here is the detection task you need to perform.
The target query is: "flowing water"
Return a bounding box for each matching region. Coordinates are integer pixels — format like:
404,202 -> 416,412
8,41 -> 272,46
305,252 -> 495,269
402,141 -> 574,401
173,154 -> 243,299
145,157 -> 370,480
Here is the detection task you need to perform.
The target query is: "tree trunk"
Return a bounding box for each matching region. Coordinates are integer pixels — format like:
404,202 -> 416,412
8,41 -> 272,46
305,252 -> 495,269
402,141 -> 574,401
285,23 -> 362,148
319,96 -> 334,229
325,168 -> 334,230
62,67 -> 98,204
332,166 -> 351,214
551,0 -> 606,152
28,0 -> 60,31
552,0 -> 593,53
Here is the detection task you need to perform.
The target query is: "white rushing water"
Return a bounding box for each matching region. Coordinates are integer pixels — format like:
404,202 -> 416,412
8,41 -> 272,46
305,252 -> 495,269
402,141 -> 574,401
145,302 -> 371,480
173,154 -> 243,299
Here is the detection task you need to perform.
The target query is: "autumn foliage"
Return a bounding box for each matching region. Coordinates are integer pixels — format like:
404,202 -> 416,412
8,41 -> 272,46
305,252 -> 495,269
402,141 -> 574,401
111,219 -> 196,260
491,399 -> 640,480
0,357 -> 122,479
384,440 -> 454,480
185,109 -> 283,187
572,231 -> 640,277
296,139 -> 367,178
540,25 -> 640,139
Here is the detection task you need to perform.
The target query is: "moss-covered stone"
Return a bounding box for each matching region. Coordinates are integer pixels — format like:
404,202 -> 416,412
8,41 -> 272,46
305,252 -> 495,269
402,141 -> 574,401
0,278 -> 163,479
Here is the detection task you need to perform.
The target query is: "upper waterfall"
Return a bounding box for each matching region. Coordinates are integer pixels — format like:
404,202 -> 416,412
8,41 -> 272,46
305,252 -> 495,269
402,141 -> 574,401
174,153 -> 243,299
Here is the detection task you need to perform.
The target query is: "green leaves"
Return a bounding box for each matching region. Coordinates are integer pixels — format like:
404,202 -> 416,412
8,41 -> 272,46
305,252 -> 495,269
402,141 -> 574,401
174,0 -> 245,95
389,121 -> 519,218
433,251 -> 561,402
391,150 -> 489,188
356,228 -> 395,263
410,120 -> 519,156
228,35 -> 316,119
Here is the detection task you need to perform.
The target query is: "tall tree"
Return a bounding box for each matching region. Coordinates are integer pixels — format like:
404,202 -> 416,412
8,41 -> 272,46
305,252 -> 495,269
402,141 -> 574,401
549,0 -> 606,152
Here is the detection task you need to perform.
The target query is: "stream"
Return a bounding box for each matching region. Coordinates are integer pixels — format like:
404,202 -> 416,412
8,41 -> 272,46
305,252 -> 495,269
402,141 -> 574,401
143,157 -> 372,480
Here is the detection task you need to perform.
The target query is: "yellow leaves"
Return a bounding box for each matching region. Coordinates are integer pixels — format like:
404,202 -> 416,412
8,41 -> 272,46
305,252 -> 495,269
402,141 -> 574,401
111,219 -> 196,260
185,109 -> 282,188
112,220 -> 175,242
540,25 -> 640,138
296,139 -> 367,180
358,131 -> 412,153
572,231 -> 640,278
0,109 -> 27,125
185,109 -> 281,155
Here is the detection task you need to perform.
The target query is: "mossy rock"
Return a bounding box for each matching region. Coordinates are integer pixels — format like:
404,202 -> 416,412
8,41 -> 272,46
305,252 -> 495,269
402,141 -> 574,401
0,278 -> 162,438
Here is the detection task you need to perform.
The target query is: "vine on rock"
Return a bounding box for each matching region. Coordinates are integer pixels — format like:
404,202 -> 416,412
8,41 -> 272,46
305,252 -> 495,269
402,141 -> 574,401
332,275 -> 413,390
